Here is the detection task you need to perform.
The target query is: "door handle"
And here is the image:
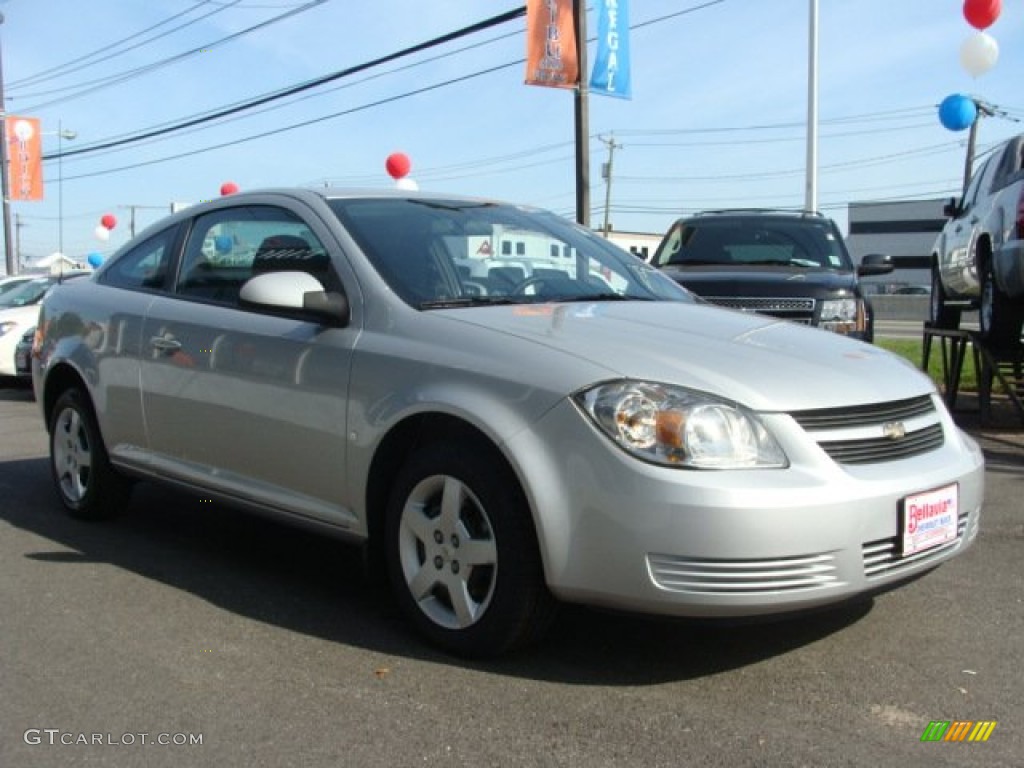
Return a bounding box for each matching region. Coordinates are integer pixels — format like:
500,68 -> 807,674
150,336 -> 182,352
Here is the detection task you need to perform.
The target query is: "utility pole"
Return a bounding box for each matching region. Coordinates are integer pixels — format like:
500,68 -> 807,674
599,133 -> 622,237
119,204 -> 167,238
961,99 -> 995,200
14,211 -> 23,267
0,13 -> 15,275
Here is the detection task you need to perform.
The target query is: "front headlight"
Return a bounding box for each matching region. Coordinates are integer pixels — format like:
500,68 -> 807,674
574,381 -> 788,469
819,298 -> 866,335
0,320 -> 19,337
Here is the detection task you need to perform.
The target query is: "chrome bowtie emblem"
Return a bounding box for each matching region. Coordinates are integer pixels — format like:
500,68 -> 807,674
882,421 -> 906,440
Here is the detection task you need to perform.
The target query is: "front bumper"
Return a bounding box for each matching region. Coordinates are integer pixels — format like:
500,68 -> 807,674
507,396 -> 985,618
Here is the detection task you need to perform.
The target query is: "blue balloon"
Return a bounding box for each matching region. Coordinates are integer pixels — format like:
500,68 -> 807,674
214,234 -> 233,254
87,252 -> 104,268
938,94 -> 977,132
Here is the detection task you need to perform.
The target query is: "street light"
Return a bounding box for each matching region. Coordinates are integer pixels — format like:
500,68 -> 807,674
51,122 -> 77,255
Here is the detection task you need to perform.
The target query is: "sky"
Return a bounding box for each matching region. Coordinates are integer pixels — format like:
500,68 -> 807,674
1,0 -> 1022,266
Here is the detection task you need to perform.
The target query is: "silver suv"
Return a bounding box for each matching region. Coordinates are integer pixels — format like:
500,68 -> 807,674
930,132 -> 1024,346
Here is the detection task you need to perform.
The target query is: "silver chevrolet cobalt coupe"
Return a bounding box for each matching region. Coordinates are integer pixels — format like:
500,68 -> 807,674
33,189 -> 984,657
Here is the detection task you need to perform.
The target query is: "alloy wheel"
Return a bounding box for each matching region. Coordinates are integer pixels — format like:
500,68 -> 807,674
396,474 -> 498,630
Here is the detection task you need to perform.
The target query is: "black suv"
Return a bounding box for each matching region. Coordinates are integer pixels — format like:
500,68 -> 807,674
650,209 -> 893,342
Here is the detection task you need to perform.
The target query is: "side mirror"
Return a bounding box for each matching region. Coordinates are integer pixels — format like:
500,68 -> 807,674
942,196 -> 960,218
857,253 -> 894,277
239,271 -> 350,327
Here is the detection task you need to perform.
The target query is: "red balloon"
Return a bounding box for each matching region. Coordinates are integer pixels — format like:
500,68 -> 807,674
220,181 -> 239,196
963,0 -> 1001,30
385,152 -> 411,180
100,213 -> 117,230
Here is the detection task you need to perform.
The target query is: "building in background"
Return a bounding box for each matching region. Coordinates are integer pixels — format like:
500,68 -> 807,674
845,199 -> 948,293
604,230 -> 663,261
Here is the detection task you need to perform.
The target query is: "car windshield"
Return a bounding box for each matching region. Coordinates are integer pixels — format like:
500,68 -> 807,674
654,218 -> 853,271
0,277 -> 54,307
0,278 -> 30,298
327,197 -> 694,308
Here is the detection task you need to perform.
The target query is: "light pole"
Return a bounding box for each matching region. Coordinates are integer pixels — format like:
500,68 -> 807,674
52,122 -> 77,255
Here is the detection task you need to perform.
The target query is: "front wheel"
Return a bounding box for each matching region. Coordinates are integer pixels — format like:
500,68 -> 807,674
49,389 -> 132,520
384,441 -> 556,657
979,263 -> 1024,348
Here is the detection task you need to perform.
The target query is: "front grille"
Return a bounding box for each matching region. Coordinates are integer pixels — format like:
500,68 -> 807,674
704,296 -> 815,324
647,552 -> 841,594
791,395 -> 934,430
816,423 -> 945,464
862,511 -> 969,578
791,395 -> 945,465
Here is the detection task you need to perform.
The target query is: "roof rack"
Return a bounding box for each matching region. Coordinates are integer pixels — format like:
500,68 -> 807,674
694,208 -> 826,218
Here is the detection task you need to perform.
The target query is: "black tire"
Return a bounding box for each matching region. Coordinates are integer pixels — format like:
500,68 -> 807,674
929,266 -> 961,330
48,388 -> 132,520
979,262 -> 1024,349
384,441 -> 556,658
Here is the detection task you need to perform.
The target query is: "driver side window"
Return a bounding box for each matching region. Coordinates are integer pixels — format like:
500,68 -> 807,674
964,155 -> 995,212
176,206 -> 332,307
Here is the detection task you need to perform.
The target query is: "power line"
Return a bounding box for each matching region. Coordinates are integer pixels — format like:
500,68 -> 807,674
51,6 -> 526,161
8,1 -> 242,91
60,60 -> 523,182
51,26 -> 526,165
48,1 -> 722,169
17,0 -> 329,111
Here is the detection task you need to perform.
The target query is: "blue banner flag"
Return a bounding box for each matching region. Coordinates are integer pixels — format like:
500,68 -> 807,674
589,0 -> 631,99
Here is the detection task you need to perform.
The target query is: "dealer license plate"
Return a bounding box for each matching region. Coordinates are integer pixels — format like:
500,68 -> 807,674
900,483 -> 959,557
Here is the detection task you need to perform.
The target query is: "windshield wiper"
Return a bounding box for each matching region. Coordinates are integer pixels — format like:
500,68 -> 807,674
551,293 -> 654,303
665,258 -> 726,266
753,258 -> 820,267
419,296 -> 520,309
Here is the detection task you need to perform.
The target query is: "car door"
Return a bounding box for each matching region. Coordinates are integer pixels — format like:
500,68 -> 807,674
138,202 -> 360,529
942,152 -> 1000,295
90,223 -> 183,456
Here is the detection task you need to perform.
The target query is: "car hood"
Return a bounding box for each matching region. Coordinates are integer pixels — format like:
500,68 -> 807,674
0,304 -> 41,323
659,266 -> 858,296
436,301 -> 931,412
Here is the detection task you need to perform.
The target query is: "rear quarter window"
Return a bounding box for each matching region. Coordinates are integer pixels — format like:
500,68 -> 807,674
98,225 -> 179,291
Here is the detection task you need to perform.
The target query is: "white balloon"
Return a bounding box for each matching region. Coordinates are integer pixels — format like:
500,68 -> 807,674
95,225 -> 111,242
960,31 -> 999,78
395,177 -> 419,191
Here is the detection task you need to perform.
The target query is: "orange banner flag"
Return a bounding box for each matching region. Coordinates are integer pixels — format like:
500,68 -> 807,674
525,0 -> 578,89
6,116 -> 44,201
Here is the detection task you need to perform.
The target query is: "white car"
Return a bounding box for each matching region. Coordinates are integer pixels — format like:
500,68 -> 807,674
1,274 -> 35,292
0,273 -> 89,377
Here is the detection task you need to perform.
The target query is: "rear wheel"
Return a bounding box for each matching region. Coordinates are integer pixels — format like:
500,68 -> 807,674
929,266 -> 961,330
49,388 -> 131,520
385,440 -> 556,658
979,262 -> 1024,349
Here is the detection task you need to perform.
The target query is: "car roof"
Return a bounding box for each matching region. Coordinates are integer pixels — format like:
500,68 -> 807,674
683,209 -> 832,222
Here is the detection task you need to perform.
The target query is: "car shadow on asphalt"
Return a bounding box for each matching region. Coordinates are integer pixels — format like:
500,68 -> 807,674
0,454 -> 877,685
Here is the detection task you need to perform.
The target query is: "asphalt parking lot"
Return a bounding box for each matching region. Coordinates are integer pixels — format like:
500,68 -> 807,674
1,380 -> 1021,768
